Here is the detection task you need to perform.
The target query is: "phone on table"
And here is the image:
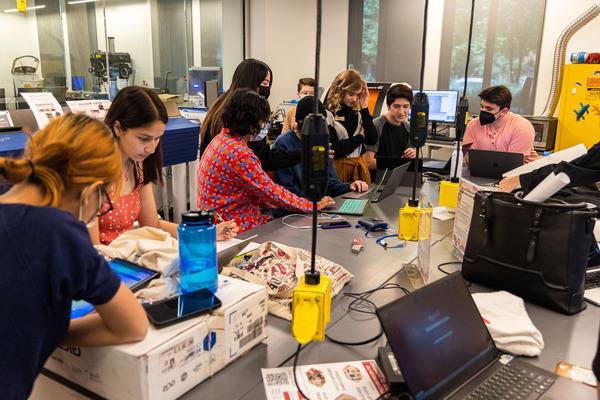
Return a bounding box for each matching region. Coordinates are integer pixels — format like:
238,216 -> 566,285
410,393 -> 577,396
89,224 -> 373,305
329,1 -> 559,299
320,220 -> 352,229
143,288 -> 222,328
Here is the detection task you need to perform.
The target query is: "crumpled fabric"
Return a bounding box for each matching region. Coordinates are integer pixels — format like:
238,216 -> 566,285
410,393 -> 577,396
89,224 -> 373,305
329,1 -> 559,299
95,227 -> 179,300
472,291 -> 544,357
223,241 -> 353,320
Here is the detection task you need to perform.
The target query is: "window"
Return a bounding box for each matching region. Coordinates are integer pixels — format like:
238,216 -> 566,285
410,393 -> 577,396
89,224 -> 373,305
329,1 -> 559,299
438,0 -> 546,115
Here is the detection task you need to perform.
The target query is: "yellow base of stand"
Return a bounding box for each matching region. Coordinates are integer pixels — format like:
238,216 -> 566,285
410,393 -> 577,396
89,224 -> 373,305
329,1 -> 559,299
291,275 -> 331,345
439,180 -> 459,208
398,203 -> 432,241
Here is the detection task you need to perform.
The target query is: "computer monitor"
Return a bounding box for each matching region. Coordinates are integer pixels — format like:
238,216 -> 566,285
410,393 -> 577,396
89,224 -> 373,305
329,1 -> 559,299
409,90 -> 458,123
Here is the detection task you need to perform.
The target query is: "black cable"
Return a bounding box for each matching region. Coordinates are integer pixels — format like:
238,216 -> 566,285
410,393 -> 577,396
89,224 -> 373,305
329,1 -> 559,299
418,0 -> 429,93
437,261 -> 462,275
325,330 -> 384,346
292,344 -> 311,400
314,0 -> 322,115
310,201 -> 318,275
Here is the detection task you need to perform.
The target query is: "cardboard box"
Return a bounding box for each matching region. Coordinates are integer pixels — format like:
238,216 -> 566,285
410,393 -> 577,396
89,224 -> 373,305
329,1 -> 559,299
44,277 -> 268,400
158,94 -> 182,117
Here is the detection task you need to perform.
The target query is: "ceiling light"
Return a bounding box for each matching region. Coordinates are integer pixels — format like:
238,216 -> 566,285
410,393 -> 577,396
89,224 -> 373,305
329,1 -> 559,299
67,0 -> 99,4
4,5 -> 46,12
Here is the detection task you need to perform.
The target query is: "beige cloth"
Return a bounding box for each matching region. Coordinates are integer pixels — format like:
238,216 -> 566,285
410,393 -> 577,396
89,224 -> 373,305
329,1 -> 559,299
283,106 -> 297,133
95,227 -> 179,300
472,291 -> 544,357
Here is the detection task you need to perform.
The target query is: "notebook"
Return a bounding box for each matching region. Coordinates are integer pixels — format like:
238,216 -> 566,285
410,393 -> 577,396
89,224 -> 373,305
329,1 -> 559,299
71,259 -> 160,319
376,272 -> 558,400
468,149 -> 524,179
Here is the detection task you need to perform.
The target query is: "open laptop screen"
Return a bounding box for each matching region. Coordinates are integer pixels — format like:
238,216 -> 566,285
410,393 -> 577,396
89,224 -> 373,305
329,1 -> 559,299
376,273 -> 498,399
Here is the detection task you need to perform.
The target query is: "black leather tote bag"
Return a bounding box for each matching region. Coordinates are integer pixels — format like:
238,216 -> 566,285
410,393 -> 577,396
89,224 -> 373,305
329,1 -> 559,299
462,191 -> 598,314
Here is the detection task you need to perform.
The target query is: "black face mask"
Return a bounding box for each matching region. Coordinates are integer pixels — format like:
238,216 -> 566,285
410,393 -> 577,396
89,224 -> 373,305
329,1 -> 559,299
479,110 -> 500,126
258,85 -> 271,99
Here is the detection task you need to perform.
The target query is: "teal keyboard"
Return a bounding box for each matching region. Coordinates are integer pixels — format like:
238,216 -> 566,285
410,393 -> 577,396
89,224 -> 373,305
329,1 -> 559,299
338,199 -> 368,214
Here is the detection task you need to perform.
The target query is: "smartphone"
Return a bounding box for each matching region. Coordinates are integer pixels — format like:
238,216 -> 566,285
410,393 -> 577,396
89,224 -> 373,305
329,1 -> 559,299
143,289 -> 222,328
320,220 -> 352,229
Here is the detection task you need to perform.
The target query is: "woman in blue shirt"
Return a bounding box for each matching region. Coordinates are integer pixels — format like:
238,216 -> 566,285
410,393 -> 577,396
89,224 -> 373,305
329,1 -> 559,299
0,113 -> 148,399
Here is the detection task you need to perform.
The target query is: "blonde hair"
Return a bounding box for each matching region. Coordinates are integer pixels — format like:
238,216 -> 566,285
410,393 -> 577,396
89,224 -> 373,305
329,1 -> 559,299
326,69 -> 365,114
0,113 -> 122,207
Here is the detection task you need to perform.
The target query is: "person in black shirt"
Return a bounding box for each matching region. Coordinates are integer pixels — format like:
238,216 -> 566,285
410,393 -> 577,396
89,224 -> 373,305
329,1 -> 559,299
364,84 -> 416,171
326,69 -> 378,183
199,59 -> 301,171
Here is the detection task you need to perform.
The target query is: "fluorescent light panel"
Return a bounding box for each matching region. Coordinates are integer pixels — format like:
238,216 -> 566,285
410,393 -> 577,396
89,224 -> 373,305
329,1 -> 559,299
67,0 -> 99,4
4,5 -> 46,12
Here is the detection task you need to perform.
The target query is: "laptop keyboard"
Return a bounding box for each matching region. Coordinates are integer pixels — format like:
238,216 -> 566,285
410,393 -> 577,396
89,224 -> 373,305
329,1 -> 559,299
465,365 -> 554,400
585,270 -> 600,290
338,199 -> 368,214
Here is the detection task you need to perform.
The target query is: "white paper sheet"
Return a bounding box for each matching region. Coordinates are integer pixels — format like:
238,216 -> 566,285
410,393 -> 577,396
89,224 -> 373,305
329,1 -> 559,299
262,360 -> 388,400
66,99 -> 112,120
502,144 -> 587,178
21,92 -> 64,129
0,111 -> 14,128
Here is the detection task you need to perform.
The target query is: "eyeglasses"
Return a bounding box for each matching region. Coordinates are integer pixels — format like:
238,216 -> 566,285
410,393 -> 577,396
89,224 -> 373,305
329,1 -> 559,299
97,186 -> 114,217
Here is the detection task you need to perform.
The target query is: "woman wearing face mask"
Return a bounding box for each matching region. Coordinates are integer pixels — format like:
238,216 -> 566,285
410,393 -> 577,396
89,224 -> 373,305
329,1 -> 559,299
200,58 -> 301,171
0,114 -> 148,399
198,88 -> 334,233
91,86 -> 238,245
326,69 -> 378,183
282,77 -> 316,133
462,85 -> 539,164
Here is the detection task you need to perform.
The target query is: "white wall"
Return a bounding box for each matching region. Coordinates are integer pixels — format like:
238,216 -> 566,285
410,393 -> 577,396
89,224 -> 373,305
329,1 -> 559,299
0,11 -> 42,101
95,0 -> 155,87
534,0 -> 600,115
424,0 -> 445,90
248,0 -> 349,107
222,0 -> 244,89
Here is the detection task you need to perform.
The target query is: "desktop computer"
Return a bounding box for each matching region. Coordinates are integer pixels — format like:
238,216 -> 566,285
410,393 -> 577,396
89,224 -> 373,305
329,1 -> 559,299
187,66 -> 222,108
409,89 -> 458,123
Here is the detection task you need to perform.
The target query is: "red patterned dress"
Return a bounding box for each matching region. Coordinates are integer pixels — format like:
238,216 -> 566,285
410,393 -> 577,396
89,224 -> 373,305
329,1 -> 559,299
98,164 -> 143,245
197,129 -> 317,232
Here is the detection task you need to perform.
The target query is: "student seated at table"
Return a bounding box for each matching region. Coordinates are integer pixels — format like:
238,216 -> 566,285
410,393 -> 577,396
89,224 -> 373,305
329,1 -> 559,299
91,86 -> 238,245
282,77 -> 316,133
273,96 -> 368,200
197,88 -> 334,233
463,85 -> 539,164
0,114 -> 148,399
363,84 -> 416,171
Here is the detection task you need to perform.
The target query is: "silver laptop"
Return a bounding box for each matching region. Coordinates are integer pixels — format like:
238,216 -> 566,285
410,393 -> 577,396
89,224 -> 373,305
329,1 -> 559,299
342,163 -> 410,203
584,266 -> 600,306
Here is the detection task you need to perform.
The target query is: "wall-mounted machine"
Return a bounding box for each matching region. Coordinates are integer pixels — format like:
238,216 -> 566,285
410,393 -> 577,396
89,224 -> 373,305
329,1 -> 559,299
88,37 -> 134,96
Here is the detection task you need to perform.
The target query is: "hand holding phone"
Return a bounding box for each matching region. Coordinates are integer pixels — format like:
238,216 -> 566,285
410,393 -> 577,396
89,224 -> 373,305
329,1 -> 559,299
143,289 -> 222,328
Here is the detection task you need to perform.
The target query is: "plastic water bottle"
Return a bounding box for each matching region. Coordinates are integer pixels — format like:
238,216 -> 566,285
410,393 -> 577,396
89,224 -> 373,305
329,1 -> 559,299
450,147 -> 464,179
178,210 -> 218,294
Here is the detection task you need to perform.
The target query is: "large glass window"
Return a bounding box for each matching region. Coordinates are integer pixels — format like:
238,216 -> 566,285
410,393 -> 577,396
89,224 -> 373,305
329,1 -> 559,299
438,0 -> 546,115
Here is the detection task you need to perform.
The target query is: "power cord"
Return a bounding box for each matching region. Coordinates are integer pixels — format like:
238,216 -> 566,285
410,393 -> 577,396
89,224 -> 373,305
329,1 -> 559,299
281,213 -> 342,229
292,343 -> 311,400
437,261 -> 462,275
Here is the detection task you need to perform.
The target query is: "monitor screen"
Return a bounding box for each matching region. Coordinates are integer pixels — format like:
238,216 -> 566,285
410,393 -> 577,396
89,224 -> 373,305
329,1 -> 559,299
377,273 -> 497,400
188,67 -> 223,97
409,90 -> 458,123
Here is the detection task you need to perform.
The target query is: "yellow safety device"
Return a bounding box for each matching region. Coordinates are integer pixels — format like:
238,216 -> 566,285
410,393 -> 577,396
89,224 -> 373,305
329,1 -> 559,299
439,180 -> 459,209
399,203 -> 432,241
17,0 -> 26,12
291,274 -> 331,345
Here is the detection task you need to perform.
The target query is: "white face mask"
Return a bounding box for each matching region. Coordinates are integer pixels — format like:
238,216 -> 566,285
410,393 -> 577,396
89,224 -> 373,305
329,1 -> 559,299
250,123 -> 270,142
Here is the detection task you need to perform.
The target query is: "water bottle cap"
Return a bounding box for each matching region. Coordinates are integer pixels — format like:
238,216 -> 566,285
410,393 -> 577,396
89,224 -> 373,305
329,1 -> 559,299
181,210 -> 213,223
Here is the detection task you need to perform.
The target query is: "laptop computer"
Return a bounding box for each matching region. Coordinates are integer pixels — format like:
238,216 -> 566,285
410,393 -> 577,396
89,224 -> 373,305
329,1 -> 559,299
376,272 -> 558,400
376,156 -> 423,187
468,149 -> 524,179
342,163 -> 410,203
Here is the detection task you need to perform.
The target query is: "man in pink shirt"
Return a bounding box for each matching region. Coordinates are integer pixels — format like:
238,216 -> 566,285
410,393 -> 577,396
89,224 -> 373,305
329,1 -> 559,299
463,85 -> 539,163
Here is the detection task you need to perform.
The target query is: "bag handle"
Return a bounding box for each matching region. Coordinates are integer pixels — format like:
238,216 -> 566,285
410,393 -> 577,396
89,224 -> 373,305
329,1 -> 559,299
513,191 -> 588,210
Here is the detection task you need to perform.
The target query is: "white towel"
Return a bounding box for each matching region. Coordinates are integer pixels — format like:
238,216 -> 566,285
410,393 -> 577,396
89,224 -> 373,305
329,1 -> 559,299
472,291 -> 544,357
95,227 -> 179,300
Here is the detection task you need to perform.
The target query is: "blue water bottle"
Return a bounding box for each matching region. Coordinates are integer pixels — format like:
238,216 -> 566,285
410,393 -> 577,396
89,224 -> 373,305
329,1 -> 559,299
178,210 -> 218,294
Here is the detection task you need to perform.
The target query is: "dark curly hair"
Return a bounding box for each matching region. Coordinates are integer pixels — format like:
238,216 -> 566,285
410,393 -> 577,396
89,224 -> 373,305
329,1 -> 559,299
221,88 -> 271,136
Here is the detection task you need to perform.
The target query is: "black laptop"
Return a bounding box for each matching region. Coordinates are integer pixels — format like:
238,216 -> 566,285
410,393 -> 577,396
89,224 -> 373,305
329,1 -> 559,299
376,156 -> 423,187
342,163 -> 410,203
468,149 -> 524,179
376,272 -> 559,400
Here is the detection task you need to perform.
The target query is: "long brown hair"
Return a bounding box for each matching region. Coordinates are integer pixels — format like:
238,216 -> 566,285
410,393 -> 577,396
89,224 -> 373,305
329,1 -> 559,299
200,59 -> 272,156
104,86 -> 168,185
0,113 -> 122,207
326,69 -> 365,114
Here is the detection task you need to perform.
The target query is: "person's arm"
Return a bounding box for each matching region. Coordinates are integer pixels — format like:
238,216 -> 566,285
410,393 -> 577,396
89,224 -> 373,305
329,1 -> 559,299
282,106 -> 296,133
326,159 -> 351,197
359,108 -> 378,146
137,183 -> 179,237
63,283 -> 148,347
462,120 -> 476,164
329,127 -> 364,158
249,139 -> 302,171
